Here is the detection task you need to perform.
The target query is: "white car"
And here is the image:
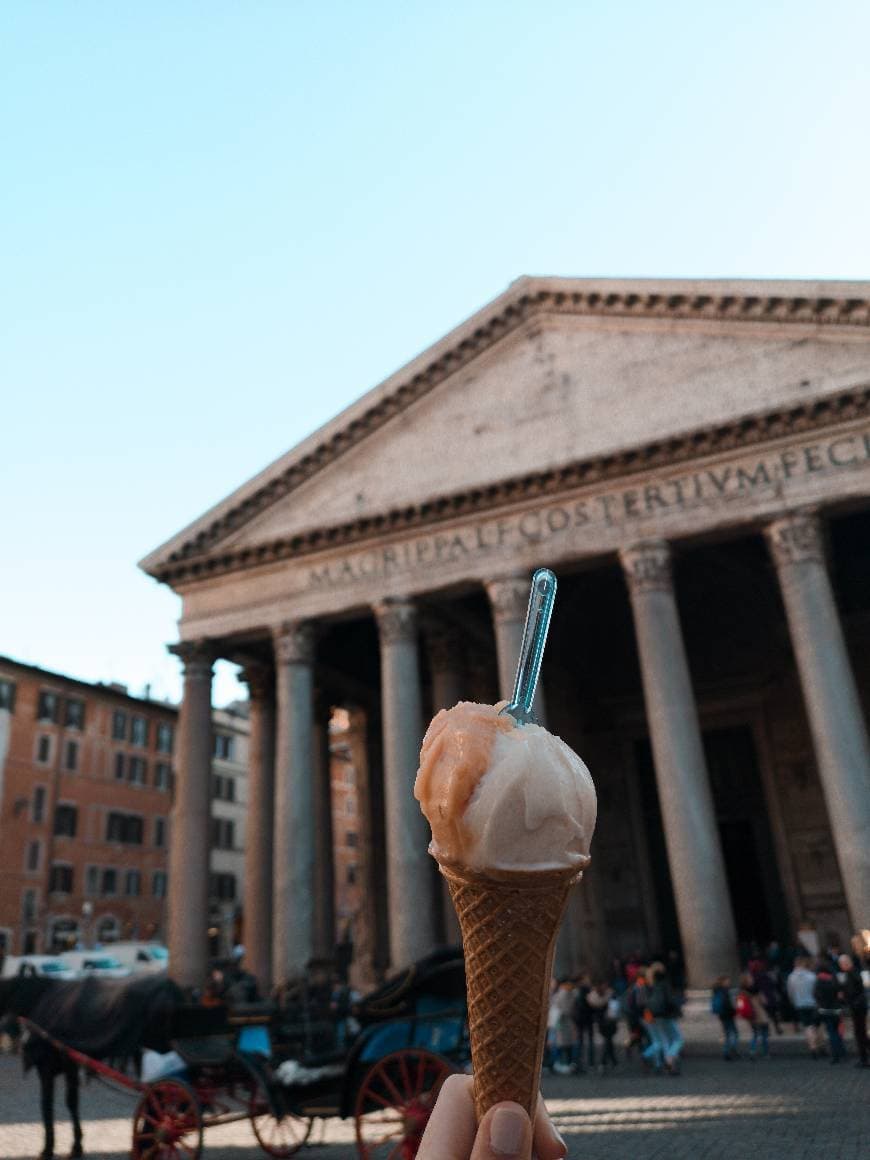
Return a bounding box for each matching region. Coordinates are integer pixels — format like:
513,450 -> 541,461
107,942 -> 169,975
1,955 -> 78,980
59,952 -> 130,978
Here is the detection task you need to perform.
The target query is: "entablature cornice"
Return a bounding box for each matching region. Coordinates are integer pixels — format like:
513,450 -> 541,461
161,383 -> 870,590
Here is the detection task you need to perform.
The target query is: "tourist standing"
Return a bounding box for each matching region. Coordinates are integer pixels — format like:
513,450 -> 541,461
711,975 -> 739,1059
838,954 -> 868,1068
814,960 -> 846,1063
786,956 -> 823,1058
736,973 -> 769,1059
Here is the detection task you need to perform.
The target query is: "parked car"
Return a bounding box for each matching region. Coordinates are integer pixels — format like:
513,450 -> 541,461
1,954 -> 78,980
107,942 -> 169,974
59,951 -> 130,978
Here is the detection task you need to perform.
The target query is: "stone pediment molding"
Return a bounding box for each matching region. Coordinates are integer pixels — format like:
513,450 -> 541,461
140,278 -> 870,585
152,381 -> 870,587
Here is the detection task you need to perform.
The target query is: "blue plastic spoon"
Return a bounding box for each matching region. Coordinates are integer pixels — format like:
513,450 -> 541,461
499,567 -> 557,727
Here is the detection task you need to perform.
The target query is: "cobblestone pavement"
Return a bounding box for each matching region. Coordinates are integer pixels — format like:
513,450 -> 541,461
1,1048 -> 868,1159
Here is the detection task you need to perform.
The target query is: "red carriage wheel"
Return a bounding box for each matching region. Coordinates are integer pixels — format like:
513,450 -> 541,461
248,1085 -> 312,1157
355,1049 -> 454,1160
132,1078 -> 203,1160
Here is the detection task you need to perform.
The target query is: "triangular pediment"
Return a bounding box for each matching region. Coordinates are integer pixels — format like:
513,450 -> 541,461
140,277 -> 870,586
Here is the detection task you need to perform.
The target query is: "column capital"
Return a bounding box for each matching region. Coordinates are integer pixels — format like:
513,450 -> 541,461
765,509 -> 824,568
274,621 -> 315,666
168,639 -> 217,680
619,540 -> 673,595
240,660 -> 275,702
484,574 -> 530,625
373,597 -> 417,644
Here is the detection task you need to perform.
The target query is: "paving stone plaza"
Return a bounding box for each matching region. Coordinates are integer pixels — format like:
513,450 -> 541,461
2,1043 -> 868,1160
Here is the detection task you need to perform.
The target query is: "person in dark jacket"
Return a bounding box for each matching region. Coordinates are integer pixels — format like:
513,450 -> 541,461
814,960 -> 846,1062
838,954 -> 868,1067
644,962 -> 683,1075
711,975 -> 739,1059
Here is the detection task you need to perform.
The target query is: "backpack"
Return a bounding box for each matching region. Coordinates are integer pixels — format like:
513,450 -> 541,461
736,992 -> 754,1022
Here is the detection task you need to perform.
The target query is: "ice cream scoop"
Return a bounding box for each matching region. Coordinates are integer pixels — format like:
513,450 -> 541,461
415,700 -> 596,871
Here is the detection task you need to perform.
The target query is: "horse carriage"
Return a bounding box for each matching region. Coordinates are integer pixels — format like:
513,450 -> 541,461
5,948 -> 467,1160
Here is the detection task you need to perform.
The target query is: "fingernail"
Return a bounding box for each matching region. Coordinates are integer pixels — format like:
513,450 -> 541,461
490,1105 -> 527,1155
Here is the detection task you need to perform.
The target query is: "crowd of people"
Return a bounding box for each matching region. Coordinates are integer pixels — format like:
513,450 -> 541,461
546,936 -> 870,1077
547,953 -> 687,1077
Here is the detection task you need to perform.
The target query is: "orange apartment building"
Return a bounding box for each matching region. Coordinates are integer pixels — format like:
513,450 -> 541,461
0,657 -> 178,956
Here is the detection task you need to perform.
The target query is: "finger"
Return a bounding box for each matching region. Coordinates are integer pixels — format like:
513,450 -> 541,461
532,1093 -> 568,1159
417,1073 -> 477,1159
471,1101 -> 532,1160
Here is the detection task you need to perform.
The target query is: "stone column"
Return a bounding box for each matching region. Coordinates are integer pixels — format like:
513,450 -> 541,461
272,621 -> 316,984
167,641 -> 215,991
374,597 -> 437,967
620,541 -> 738,983
766,511 -> 870,929
425,623 -> 464,944
240,661 -> 275,995
485,574 -> 546,722
311,690 -> 336,964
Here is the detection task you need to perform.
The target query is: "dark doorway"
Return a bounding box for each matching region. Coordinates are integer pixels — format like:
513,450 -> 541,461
703,725 -> 790,948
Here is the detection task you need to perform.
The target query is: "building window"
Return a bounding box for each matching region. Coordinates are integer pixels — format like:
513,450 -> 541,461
346,864 -> 357,885
154,816 -> 166,848
106,812 -> 144,845
49,864 -> 74,894
130,716 -> 148,747
212,774 -> 236,802
32,786 -> 46,823
345,766 -> 356,785
154,762 -> 170,791
156,722 -> 174,754
211,818 -> 235,850
25,840 -> 41,872
210,873 -> 236,901
22,889 -> 37,924
0,678 -> 16,712
64,740 -> 78,771
64,698 -> 85,730
214,733 -> 234,761
101,868 -> 118,896
346,830 -> 358,847
85,866 -> 100,896
114,752 -> 125,780
345,796 -> 356,816
112,710 -> 127,740
37,690 -> 60,723
124,869 -> 141,897
128,756 -> 147,785
36,734 -> 51,764
152,871 -> 167,898
53,803 -> 78,838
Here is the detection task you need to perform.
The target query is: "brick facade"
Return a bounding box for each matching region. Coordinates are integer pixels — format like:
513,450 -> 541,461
0,657 -> 177,956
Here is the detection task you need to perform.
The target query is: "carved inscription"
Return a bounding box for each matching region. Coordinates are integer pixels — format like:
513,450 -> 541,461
307,428 -> 870,590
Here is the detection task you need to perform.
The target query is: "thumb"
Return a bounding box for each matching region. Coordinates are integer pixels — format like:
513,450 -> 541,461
471,1102 -> 533,1160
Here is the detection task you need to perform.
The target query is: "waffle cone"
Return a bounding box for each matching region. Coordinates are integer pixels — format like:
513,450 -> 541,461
438,855 -> 588,1121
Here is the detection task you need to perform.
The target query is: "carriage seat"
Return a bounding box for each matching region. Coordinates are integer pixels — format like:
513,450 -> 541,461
170,1034 -> 236,1067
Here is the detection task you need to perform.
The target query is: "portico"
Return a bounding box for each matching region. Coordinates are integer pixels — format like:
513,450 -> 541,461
141,278 -> 870,989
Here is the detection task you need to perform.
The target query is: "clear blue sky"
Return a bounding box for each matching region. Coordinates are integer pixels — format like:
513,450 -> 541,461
2,2 -> 868,706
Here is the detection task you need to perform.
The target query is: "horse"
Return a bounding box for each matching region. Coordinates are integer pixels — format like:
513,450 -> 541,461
0,972 -> 184,1160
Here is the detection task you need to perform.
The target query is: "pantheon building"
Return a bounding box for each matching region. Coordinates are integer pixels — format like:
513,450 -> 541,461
141,277 -> 870,990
